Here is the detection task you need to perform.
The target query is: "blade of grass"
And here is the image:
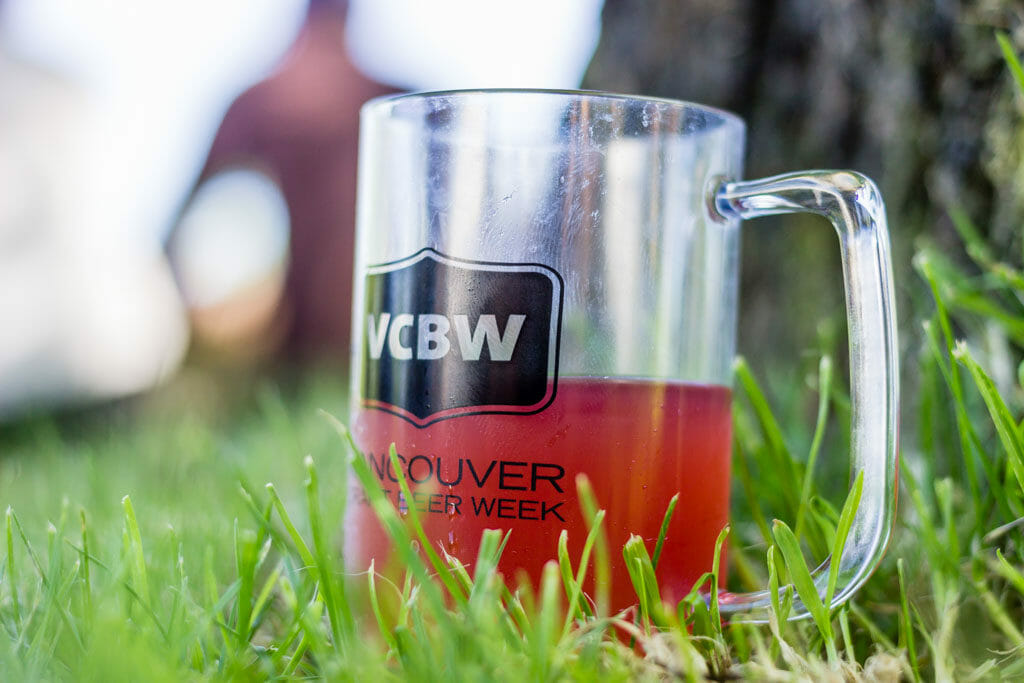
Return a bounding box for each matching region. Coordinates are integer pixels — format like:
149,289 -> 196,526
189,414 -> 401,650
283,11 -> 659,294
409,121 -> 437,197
468,527 -> 506,592
444,554 -> 475,603
367,560 -> 398,653
121,495 -> 150,604
233,521 -> 258,649
531,561 -> 562,679
825,471 -> 863,609
282,632 -> 310,677
795,356 -> 832,545
302,455 -> 354,649
652,493 -> 678,570
333,410 -> 468,608
6,508 -> 21,627
346,445 -> 451,626
166,539 -> 187,642
237,480 -> 279,550
935,478 -> 962,571
838,607 -> 854,665
204,545 -> 232,654
991,549 -> 1024,595
384,443 -> 467,603
9,509 -> 48,587
997,31 -> 1024,95
77,510 -> 91,632
575,474 -> 610,617
247,548 -> 280,622
678,572 -> 713,636
767,545 -> 785,657
731,422 -> 773,545
295,595 -> 331,675
918,257 -> 985,515
772,519 -> 835,662
265,484 -> 317,572
570,508 -> 603,614
709,525 -> 729,638
500,583 -> 532,640
560,509 -> 605,636
9,509 -> 85,653
557,530 -> 590,622
955,342 -> 1024,498
897,559 -> 922,683
623,535 -> 667,630
735,358 -> 800,517
973,570 -> 1024,648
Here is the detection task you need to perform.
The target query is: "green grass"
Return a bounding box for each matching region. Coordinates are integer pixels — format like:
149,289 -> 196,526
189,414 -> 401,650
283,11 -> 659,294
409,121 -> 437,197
0,370 -> 885,682
1,230 -> 1021,682
3,32 -> 1024,683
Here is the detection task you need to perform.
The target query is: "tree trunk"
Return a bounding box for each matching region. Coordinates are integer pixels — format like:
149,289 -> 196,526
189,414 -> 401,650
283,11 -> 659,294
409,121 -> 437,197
584,0 -> 1023,364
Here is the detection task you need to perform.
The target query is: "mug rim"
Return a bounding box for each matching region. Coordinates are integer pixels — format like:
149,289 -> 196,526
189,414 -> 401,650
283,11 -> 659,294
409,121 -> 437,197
362,87 -> 745,133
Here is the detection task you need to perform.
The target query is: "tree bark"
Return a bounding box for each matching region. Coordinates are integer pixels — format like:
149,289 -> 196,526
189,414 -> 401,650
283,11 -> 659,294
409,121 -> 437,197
584,0 -> 1024,359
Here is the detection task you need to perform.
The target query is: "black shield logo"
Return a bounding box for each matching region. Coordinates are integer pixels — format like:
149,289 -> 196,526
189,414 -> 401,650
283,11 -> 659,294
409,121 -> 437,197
360,248 -> 563,427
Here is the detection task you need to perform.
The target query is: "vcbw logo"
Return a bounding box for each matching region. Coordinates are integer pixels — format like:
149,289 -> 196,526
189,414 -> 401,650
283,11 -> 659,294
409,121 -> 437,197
360,248 -> 562,427
366,313 -> 526,361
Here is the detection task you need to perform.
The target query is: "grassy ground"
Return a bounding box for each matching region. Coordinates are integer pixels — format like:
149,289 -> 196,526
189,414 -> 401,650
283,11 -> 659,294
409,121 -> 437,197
3,34 -> 1024,683
2,230 -> 1022,682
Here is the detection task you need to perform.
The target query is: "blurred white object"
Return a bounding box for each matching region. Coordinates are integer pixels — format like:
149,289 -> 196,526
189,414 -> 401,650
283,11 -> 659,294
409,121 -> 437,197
0,48 -> 188,417
170,168 -> 291,358
0,0 -> 307,417
172,169 -> 290,310
0,0 -> 307,247
345,0 -> 604,90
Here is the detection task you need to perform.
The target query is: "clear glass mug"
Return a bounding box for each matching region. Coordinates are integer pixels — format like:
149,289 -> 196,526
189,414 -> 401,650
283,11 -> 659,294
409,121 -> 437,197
347,89 -> 898,620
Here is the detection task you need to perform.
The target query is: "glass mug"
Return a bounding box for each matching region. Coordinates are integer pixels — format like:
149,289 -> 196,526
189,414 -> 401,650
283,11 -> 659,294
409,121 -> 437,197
346,89 -> 898,620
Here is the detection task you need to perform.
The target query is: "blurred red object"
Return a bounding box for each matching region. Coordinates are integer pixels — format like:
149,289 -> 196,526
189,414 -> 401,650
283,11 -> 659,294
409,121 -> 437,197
169,0 -> 396,363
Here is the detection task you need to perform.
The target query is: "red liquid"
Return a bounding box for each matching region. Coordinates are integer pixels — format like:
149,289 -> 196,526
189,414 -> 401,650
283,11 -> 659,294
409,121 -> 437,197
347,377 -> 732,610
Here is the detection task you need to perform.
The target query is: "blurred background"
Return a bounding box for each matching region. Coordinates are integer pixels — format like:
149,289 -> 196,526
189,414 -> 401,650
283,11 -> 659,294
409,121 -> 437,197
0,0 -> 1021,421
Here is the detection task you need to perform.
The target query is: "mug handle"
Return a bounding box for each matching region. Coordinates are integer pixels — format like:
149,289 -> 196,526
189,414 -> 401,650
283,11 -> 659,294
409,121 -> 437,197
713,171 -> 899,621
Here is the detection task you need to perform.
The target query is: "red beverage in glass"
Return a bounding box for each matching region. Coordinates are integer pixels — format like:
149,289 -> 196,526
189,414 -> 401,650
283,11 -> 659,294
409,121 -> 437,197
347,377 -> 732,610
